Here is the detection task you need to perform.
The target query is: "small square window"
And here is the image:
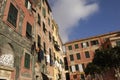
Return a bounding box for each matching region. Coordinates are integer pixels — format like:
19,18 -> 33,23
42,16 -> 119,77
74,44 -> 79,49
76,53 -> 81,60
68,45 -> 72,50
85,51 -> 90,58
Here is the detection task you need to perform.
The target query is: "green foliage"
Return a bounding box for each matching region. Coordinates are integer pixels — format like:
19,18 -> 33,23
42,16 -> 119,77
85,46 -> 120,75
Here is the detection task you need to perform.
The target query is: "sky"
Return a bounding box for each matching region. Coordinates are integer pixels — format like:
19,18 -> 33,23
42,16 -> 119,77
48,0 -> 120,43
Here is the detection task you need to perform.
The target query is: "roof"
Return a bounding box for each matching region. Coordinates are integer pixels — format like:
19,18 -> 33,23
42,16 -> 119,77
64,31 -> 120,45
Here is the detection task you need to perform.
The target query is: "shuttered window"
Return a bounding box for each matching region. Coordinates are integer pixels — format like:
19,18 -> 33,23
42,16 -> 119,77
85,51 -> 90,58
26,22 -> 32,39
76,53 -> 81,60
24,53 -> 30,69
42,7 -> 46,17
7,3 -> 18,27
38,14 -> 41,25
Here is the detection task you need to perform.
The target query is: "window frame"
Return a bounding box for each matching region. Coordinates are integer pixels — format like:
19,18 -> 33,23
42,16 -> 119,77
7,3 -> 18,27
76,53 -> 81,60
26,22 -> 32,39
91,40 -> 99,46
68,45 -> 72,50
70,54 -> 74,61
85,51 -> 90,58
74,44 -> 79,49
24,53 -> 30,69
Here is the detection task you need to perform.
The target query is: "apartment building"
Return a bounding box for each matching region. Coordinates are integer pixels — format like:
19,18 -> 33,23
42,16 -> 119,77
0,0 -> 35,80
0,0 -> 65,80
64,31 -> 120,80
52,20 -> 65,80
31,0 -> 54,80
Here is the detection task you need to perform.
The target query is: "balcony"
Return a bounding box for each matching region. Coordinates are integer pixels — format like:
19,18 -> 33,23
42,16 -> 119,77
54,41 -> 60,51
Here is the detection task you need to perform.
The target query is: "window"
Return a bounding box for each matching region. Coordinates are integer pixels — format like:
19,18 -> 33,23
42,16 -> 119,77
91,40 -> 99,46
74,44 -> 79,49
42,7 -> 46,17
70,66 -> 72,72
7,3 -> 18,27
24,53 -> 30,69
43,42 -> 46,54
52,24 -> 54,30
76,53 -> 81,60
82,64 -> 85,70
68,45 -> 72,50
26,22 -> 32,39
81,42 -> 89,48
64,57 -> 68,70
38,14 -> 41,25
70,55 -> 74,61
37,35 -> 41,48
75,64 -> 79,71
116,40 -> 120,46
43,22 -> 46,33
49,48 -> 53,66
85,51 -> 90,58
48,18 -> 50,26
25,0 -> 31,10
49,32 -> 51,42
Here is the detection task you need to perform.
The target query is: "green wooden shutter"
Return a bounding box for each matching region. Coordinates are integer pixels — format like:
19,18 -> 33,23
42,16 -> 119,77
24,53 -> 30,69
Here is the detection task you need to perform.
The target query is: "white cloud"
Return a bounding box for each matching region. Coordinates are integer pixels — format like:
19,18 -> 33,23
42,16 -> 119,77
50,0 -> 99,43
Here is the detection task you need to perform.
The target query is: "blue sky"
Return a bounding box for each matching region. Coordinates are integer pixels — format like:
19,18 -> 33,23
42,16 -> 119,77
48,0 -> 120,43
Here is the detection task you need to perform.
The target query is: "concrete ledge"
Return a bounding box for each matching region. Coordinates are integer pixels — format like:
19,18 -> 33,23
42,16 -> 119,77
0,65 -> 14,71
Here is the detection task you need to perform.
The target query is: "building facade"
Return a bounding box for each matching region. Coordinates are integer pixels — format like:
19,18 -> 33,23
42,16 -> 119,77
64,31 -> 120,80
0,0 -> 35,80
0,0 -> 65,80
52,20 -> 65,80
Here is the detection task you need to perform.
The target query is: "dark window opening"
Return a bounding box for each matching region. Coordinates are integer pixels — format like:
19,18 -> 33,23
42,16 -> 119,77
85,51 -> 90,58
70,55 -> 74,61
38,14 -> 41,25
49,32 -> 51,42
43,22 -> 46,33
24,53 -> 30,69
37,35 -> 41,48
7,3 -> 18,27
68,45 -> 72,50
76,53 -> 81,60
75,44 -> 79,49
64,57 -> 68,70
43,42 -> 46,54
91,40 -> 99,46
75,64 -> 79,71
26,22 -> 32,39
65,73 -> 70,80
